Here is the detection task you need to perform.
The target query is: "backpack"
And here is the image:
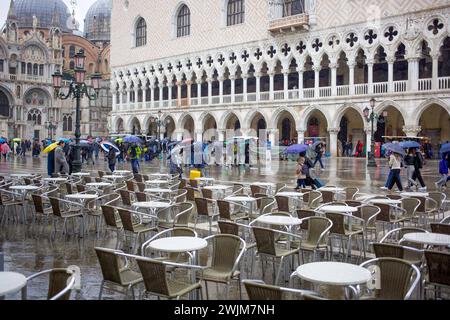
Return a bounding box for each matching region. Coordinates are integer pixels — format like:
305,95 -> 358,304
130,147 -> 137,158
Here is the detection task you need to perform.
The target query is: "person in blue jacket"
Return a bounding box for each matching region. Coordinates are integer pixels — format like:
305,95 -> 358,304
47,149 -> 55,177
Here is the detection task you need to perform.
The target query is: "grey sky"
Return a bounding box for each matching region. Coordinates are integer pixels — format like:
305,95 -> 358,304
0,0 -> 98,32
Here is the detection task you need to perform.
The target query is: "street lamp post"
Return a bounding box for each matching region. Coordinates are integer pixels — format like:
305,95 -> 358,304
52,49 -> 102,173
363,98 -> 387,167
45,119 -> 57,140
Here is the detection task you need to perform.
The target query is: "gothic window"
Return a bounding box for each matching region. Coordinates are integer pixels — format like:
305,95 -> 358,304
21,62 -> 26,74
0,60 -> 4,73
135,18 -> 147,47
0,90 -> 9,117
27,109 -> 42,125
63,116 -> 67,131
283,0 -> 305,17
69,45 -> 76,58
68,116 -> 73,131
69,60 -> 75,70
227,0 -> 245,26
39,64 -> 44,76
177,5 -> 191,38
27,63 -> 32,75
308,117 -> 319,126
33,64 -> 38,75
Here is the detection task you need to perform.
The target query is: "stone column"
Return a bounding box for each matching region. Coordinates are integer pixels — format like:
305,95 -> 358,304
348,61 -> 355,95
197,79 -> 202,102
186,80 -> 191,106
432,53 -> 439,90
297,130 -> 305,144
112,91 -> 117,111
167,83 -> 173,107
314,66 -> 321,98
367,61 -> 374,94
142,87 -> 147,104
330,62 -> 337,96
255,72 -> 261,101
159,85 -> 164,107
119,91 -> 123,109
283,72 -> 289,100
408,58 -> 419,92
150,85 -> 155,108
243,75 -> 248,102
230,76 -> 236,103
207,80 -> 212,105
328,128 -> 339,157
126,89 -> 131,110
297,68 -> 304,99
387,56 -> 394,93
195,129 -> 203,142
219,76 -> 224,104
365,128 -> 372,158
177,81 -> 182,106
402,125 -> 422,137
269,72 -> 275,100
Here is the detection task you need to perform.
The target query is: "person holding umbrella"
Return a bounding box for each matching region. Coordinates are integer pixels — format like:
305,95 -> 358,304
107,147 -> 117,173
388,150 -> 404,192
55,141 -> 70,174
404,148 -> 418,191
128,143 -> 142,173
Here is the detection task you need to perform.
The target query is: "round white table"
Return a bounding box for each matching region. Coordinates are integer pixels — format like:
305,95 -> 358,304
402,232 -> 450,247
0,272 -> 27,298
9,185 -> 40,192
256,215 -> 302,226
10,174 -> 33,178
133,201 -> 171,209
401,192 -> 430,198
203,185 -> 233,199
66,194 -> 99,201
319,205 -> 357,214
113,170 -> 131,175
149,173 -> 172,178
369,199 -> 402,205
195,177 -> 215,182
144,188 -> 172,194
103,175 -> 124,183
319,187 -> 345,192
43,178 -> 68,183
71,172 -> 91,177
10,185 -> 40,224
225,196 -> 257,215
149,236 -> 208,253
145,180 -> 169,186
276,191 -> 304,198
295,262 -> 371,286
86,182 -> 112,188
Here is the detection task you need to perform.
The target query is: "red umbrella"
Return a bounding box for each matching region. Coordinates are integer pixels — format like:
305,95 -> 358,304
181,138 -> 193,144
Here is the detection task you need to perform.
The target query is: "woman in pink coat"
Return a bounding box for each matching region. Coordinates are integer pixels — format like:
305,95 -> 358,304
1,143 -> 10,160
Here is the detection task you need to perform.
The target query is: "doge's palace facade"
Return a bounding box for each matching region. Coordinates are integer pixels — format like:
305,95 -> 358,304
110,0 -> 450,157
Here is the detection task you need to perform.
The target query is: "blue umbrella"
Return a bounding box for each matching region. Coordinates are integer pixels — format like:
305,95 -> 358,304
384,143 -> 405,156
284,144 -> 308,155
399,141 -> 420,149
100,141 -> 120,154
0,138 -> 6,144
57,138 -> 71,143
124,135 -> 143,144
439,143 -> 450,155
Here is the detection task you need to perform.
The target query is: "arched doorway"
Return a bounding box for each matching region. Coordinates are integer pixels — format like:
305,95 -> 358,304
337,108 -> 364,157
249,112 -> 267,140
419,103 -> 450,156
182,114 -> 195,139
0,89 -> 9,118
224,113 -> 241,140
203,114 -> 217,142
147,117 -> 158,137
374,106 -> 405,141
276,110 -> 296,145
130,117 -> 141,135
116,118 -> 124,133
163,116 -> 175,139
304,109 -> 329,149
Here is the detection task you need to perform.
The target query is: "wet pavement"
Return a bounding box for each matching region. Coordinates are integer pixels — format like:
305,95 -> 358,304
0,155 -> 447,300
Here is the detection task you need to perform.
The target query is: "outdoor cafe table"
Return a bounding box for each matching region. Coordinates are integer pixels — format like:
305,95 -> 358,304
10,173 -> 34,179
251,182 -> 276,195
294,262 -> 371,299
400,192 -> 430,198
132,201 -> 171,217
113,170 -> 131,175
276,191 -> 304,208
145,180 -> 170,187
0,272 -> 27,299
195,177 -> 215,186
203,185 -> 233,199
148,236 -> 208,299
86,182 -> 112,188
65,193 -> 99,237
401,232 -> 450,248
149,173 -> 172,178
9,185 -> 40,223
368,199 -> 402,205
256,216 -> 303,233
319,205 -> 358,214
103,175 -> 124,183
71,172 -> 91,177
144,188 -> 172,199
318,187 -> 345,200
225,196 -> 257,215
43,177 -> 68,184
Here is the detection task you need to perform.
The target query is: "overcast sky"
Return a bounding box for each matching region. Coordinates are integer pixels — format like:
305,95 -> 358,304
0,0 -> 98,32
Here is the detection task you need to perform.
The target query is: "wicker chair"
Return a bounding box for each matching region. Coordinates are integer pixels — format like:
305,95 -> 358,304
95,247 -> 143,300
254,196 -> 276,218
291,216 -> 332,263
400,198 -> 421,226
344,187 -> 359,200
24,266 -> 80,300
217,199 -> 249,223
423,250 -> 450,299
136,182 -> 146,192
125,180 -> 136,192
386,194 -> 402,200
252,226 -> 301,285
320,191 -> 335,204
275,183 -> 287,194
372,243 -> 423,266
189,179 -> 199,188
100,205 -> 123,249
117,208 -> 158,253
31,194 -> 52,224
359,257 -> 420,300
194,197 -> 218,235
135,191 -> 147,202
345,200 -> 363,207
354,204 -> 380,245
64,182 -> 74,195
48,197 -> 84,238
173,189 -> 188,203
428,192 -> 447,221
136,256 -> 203,300
185,186 -> 200,203
411,195 -> 438,227
232,183 -> 245,195
306,191 -> 322,209
198,234 -> 246,300
275,195 -> 290,213
118,189 -> 134,208
250,185 -> 265,197
75,184 -> 86,193
243,280 -> 321,300
381,227 -> 428,249
295,209 -> 317,235
201,187 -> 214,200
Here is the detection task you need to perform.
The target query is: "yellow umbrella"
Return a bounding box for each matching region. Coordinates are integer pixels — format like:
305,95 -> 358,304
12,138 -> 21,142
43,142 -> 58,154
115,138 -> 124,143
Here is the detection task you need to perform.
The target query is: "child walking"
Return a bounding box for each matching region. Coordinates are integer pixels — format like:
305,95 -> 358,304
295,157 -> 306,189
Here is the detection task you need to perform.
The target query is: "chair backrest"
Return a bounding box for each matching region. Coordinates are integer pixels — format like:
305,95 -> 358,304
386,194 -> 402,200
172,227 -> 196,237
296,209 -> 316,230
381,227 -> 427,243
217,200 -> 232,220
101,205 -> 120,228
83,176 -> 92,184
185,187 -> 197,201
117,208 -> 135,232
135,191 -> 147,202
244,281 -> 282,300
430,223 -> 450,235
325,213 -> 346,235
374,203 -> 391,222
119,190 -> 133,206
344,187 -> 359,200
401,198 -> 420,218
173,202 -> 194,226
76,184 -> 86,193
252,226 -> 276,256
232,183 -> 244,195
179,179 -> 187,190
411,196 -> 426,212
304,216 -> 332,245
49,197 -> 62,217
98,171 -> 105,178
307,191 -> 322,209
47,269 -> 73,300
355,205 -> 380,227
125,180 -> 135,192
136,258 -> 170,296
428,192 -> 445,210
201,188 -> 214,200
424,250 -> 450,287
136,182 -> 146,192
31,194 -> 45,215
320,191 -> 334,203
94,247 -> 125,285
189,179 -> 198,188
372,243 -> 405,259
64,183 -> 73,195
360,258 -> 420,300
250,185 -> 264,197
209,234 -> 243,273
218,221 -> 239,236
24,178 -> 32,185
275,183 -> 286,193
260,197 -> 276,214
345,200 -> 362,207
194,197 -> 209,216
275,195 -> 290,213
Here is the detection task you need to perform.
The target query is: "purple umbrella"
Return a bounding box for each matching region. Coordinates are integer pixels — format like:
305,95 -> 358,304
284,144 -> 308,154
